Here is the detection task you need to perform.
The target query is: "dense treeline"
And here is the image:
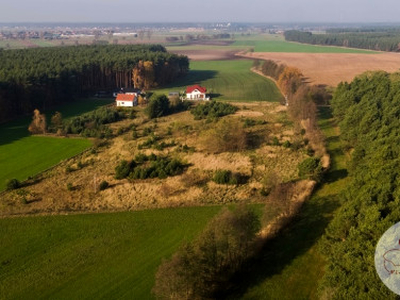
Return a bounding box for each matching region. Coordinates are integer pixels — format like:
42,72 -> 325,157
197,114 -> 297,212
284,29 -> 400,52
0,44 -> 189,123
319,71 -> 400,299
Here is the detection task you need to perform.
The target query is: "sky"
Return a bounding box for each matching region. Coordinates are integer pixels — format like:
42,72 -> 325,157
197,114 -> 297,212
0,0 -> 399,23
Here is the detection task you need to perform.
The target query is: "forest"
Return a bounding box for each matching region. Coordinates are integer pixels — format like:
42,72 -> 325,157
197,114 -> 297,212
319,71 -> 400,299
284,29 -> 400,52
0,44 -> 189,123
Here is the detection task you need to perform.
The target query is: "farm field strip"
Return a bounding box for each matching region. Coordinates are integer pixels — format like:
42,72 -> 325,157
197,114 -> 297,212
0,206 -> 230,299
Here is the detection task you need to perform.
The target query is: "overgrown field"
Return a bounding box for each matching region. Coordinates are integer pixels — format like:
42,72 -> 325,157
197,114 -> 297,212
0,206 -> 226,299
0,99 -> 113,191
230,107 -> 347,299
153,60 -> 283,102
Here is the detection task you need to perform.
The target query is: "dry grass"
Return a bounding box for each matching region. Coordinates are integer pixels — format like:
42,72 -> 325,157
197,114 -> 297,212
0,103 -> 310,216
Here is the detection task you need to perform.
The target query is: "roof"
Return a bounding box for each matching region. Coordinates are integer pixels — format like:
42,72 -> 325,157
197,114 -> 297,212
186,85 -> 207,94
116,94 -> 136,101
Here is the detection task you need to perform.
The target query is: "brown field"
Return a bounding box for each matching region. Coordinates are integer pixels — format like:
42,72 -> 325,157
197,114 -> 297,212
240,52 -> 400,86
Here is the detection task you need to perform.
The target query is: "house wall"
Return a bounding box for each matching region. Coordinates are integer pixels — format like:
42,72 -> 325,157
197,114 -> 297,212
187,90 -> 206,100
116,101 -> 134,107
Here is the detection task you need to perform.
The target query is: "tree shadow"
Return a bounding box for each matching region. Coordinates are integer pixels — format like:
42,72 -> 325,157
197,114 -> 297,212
159,70 -> 218,90
222,194 -> 341,299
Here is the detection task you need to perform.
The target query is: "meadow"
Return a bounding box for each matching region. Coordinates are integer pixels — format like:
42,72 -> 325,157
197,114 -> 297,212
0,206 -> 225,300
0,98 -> 113,191
153,60 -> 283,102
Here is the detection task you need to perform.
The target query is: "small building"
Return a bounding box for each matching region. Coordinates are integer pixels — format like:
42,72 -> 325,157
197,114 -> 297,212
186,85 -> 209,100
116,94 -> 137,107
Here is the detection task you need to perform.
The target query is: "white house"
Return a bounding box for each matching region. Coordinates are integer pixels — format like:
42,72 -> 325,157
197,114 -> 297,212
116,94 -> 137,107
186,85 -> 209,100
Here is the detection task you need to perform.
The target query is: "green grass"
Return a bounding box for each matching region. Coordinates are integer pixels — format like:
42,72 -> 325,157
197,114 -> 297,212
0,136 -> 91,191
232,34 -> 376,53
227,106 -> 348,299
0,98 -> 113,191
0,206 -> 225,300
154,60 -> 282,102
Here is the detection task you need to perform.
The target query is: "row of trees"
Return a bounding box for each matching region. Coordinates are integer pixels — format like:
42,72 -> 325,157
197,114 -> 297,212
0,44 -> 189,123
284,29 -> 400,52
319,71 -> 400,299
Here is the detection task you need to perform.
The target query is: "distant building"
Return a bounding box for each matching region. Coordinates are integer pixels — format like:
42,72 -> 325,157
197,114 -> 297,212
116,94 -> 137,107
186,85 -> 209,100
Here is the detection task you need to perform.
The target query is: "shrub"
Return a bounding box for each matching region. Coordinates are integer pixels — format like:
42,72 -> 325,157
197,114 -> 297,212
115,160 -> 134,179
146,95 -> 170,119
282,140 -> 291,148
66,183 -> 73,191
202,118 -> 248,153
298,157 -> 323,181
191,101 -> 238,120
212,170 -> 238,185
6,178 -> 21,190
99,180 -> 109,191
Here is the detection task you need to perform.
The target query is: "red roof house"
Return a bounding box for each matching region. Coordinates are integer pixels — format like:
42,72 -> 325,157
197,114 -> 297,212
186,85 -> 208,100
116,94 -> 136,107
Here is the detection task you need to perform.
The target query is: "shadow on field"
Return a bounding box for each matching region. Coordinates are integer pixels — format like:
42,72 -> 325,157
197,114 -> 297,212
0,118 -> 31,145
223,194 -> 341,299
160,70 -> 218,89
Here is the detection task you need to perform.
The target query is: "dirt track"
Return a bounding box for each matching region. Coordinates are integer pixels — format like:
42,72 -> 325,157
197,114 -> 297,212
239,52 -> 400,86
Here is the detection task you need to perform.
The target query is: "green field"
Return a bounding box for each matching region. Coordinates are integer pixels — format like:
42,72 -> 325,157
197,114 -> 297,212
0,206 -> 226,300
0,99 -> 113,191
229,107 -> 347,299
232,34 -> 376,53
154,60 -> 282,102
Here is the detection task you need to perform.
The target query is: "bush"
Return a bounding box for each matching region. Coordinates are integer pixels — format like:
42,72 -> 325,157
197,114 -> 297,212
282,140 -> 291,148
146,95 -> 170,119
202,118 -> 248,153
115,154 -> 186,180
298,157 -> 323,181
99,180 -> 109,191
212,169 -> 238,185
191,101 -> 238,120
66,183 -> 73,191
6,178 -> 21,190
115,160 -> 134,179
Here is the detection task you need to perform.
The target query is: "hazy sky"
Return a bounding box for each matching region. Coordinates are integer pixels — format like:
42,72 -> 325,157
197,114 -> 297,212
1,0 -> 399,23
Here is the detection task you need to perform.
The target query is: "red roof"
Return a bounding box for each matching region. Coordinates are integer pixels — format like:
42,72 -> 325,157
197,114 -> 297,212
186,85 -> 207,94
116,94 -> 136,101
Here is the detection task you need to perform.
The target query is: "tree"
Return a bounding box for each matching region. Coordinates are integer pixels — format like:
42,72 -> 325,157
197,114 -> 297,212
153,205 -> 260,299
50,111 -> 63,131
145,95 -> 170,119
28,109 -> 46,134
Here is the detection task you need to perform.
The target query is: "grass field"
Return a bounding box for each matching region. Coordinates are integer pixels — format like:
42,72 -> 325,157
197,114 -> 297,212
0,206 -> 226,300
233,34 -> 375,53
153,60 -> 282,102
0,99 -> 113,191
227,107 -> 348,299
